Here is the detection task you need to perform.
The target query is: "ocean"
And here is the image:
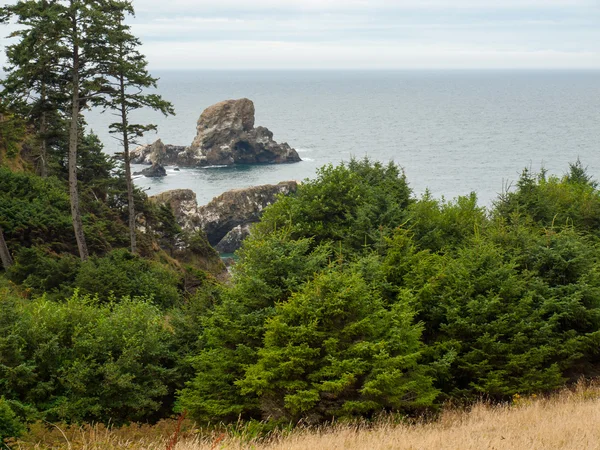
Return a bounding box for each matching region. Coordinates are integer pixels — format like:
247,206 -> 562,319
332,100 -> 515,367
86,70 -> 600,207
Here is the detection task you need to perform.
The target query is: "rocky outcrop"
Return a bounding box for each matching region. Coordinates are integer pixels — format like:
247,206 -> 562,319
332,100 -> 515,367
151,189 -> 201,231
215,224 -> 251,254
134,164 -> 167,177
131,99 -> 301,167
150,181 -> 298,253
197,181 -> 298,246
130,140 -> 188,165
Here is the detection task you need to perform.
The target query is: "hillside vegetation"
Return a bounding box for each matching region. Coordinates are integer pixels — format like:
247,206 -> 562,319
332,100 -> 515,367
4,152 -> 600,444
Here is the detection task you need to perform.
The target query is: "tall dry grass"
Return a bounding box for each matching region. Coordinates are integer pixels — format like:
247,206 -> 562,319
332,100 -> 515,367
13,382 -> 600,450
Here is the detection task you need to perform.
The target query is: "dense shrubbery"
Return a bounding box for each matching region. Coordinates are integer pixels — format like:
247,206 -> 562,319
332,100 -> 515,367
0,290 -> 178,425
4,156 -> 600,431
178,158 -> 600,424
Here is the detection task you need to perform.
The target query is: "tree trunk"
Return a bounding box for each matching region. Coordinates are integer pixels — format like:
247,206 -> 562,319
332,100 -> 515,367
69,38 -> 88,261
0,226 -> 13,270
120,73 -> 137,254
39,82 -> 48,178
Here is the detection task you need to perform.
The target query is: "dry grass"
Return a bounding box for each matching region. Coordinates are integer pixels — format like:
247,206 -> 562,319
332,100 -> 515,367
13,383 -> 600,450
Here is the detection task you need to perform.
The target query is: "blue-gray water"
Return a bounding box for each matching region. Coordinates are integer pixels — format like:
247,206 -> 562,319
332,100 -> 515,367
87,70 -> 600,207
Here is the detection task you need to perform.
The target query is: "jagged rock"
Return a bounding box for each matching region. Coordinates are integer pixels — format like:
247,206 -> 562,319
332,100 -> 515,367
190,99 -> 301,166
131,140 -> 188,165
134,164 -> 167,177
215,224 -> 252,254
150,189 -> 201,231
191,98 -> 255,150
130,99 -> 301,167
197,181 -> 298,246
150,180 -> 298,253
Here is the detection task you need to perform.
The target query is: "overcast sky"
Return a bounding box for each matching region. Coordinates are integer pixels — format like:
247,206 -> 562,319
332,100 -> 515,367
1,0 -> 599,69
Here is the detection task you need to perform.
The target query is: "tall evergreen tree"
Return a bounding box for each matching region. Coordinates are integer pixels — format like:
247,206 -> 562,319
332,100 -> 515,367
1,0 -> 67,177
2,0 -> 142,261
103,12 -> 174,254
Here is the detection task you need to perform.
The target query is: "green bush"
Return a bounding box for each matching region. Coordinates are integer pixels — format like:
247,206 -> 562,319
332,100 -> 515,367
75,248 -> 182,308
256,158 -> 412,252
0,293 -> 177,424
0,398 -> 25,444
388,223 -> 600,399
238,266 -> 437,422
177,230 -> 332,423
494,162 -> 600,237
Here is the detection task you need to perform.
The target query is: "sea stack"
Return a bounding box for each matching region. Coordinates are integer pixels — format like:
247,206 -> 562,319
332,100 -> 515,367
131,98 -> 301,167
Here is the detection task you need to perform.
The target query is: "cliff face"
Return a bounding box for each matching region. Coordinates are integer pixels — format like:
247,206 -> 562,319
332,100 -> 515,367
151,181 -> 298,253
131,99 -> 301,168
197,181 -> 298,246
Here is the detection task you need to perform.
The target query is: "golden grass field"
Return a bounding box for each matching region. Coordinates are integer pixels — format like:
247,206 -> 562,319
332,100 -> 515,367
12,382 -> 600,450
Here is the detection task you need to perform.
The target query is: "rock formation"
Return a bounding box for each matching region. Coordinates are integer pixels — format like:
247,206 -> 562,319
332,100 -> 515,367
134,164 -> 167,177
196,181 -> 298,247
130,139 -> 188,166
131,99 -> 301,167
215,224 -> 251,254
151,181 -> 298,253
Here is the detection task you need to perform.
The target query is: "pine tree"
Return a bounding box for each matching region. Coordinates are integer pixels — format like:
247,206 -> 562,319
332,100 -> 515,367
102,11 -> 174,254
2,0 -> 145,261
1,0 -> 68,177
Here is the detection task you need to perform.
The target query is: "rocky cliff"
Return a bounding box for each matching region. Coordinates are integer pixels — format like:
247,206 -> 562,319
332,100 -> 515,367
151,181 -> 298,253
131,99 -> 301,168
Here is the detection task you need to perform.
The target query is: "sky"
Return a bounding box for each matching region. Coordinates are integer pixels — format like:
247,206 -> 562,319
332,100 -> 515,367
1,0 -> 599,70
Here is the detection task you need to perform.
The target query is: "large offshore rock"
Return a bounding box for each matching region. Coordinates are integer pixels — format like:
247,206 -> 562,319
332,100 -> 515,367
131,99 -> 301,167
191,98 -> 255,150
150,181 -> 298,252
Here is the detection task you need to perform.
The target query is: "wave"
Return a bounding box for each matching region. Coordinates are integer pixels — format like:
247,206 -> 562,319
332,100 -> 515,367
202,165 -> 230,169
295,148 -> 314,153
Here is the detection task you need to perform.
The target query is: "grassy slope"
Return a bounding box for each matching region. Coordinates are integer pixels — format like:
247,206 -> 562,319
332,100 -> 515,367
13,382 -> 600,449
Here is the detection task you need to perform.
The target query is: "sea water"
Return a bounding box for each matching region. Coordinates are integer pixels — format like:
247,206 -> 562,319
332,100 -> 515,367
86,70 -> 600,207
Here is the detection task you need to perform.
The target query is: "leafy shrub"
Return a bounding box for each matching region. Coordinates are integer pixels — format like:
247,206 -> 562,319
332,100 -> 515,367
75,248 -> 182,308
494,162 -> 600,237
0,293 -> 178,424
238,266 -> 437,422
0,398 -> 25,444
256,158 -> 412,252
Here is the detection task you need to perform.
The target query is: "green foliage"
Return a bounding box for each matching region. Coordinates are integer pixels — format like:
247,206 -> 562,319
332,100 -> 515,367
74,249 -> 182,308
0,103 -> 26,159
406,191 -> 486,253
7,247 -> 80,294
494,165 -> 600,237
0,292 -> 177,425
392,223 -> 600,399
0,397 -> 25,444
257,158 -> 412,252
238,266 -> 437,422
178,230 -> 332,423
0,168 -> 73,253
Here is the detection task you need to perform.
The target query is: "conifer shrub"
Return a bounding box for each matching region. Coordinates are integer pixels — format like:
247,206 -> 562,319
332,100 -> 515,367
74,248 -> 182,308
238,266 -> 438,423
256,158 -> 412,252
0,293 -> 178,424
0,398 -> 25,445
